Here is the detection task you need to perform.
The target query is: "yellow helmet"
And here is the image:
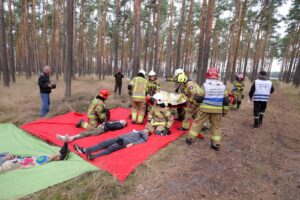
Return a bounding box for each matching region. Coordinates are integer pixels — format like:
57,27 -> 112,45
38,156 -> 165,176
177,73 -> 188,83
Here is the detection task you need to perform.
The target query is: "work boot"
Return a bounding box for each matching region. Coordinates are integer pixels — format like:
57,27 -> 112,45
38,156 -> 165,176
211,143 -> 220,151
185,137 -> 193,145
59,143 -> 70,160
237,101 -> 241,109
86,152 -> 95,161
73,144 -> 85,154
253,118 -> 259,128
178,127 -> 188,131
76,119 -> 84,128
259,115 -> 263,125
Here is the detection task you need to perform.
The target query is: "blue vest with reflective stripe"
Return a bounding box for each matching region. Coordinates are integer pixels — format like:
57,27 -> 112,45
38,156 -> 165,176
253,80 -> 272,102
203,80 -> 225,107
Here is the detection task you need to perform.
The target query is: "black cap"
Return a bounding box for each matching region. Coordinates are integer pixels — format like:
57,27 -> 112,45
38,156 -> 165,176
259,71 -> 267,76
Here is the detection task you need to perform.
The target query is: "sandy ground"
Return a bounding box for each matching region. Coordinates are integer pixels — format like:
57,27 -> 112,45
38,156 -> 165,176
122,84 -> 300,200
2,76 -> 300,200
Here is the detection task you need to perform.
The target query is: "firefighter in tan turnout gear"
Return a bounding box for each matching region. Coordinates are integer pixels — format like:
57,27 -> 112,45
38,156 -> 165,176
76,89 -> 111,130
183,68 -> 229,151
147,70 -> 160,96
146,92 -> 174,136
176,73 -> 202,131
128,69 -> 148,124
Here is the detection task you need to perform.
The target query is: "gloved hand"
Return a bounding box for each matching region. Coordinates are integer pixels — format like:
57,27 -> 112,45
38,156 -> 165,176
175,87 -> 179,93
242,94 -> 244,99
104,109 -> 110,120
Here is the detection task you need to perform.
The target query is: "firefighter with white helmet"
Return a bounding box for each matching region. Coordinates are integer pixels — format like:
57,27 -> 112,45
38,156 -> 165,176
128,69 -> 148,124
147,70 -> 160,96
146,92 -> 174,136
184,68 -> 229,151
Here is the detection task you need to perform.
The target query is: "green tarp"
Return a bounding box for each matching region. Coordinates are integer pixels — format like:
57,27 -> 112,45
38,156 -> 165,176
0,123 -> 97,200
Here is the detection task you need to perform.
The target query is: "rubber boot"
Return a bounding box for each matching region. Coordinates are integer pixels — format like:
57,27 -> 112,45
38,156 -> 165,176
259,114 -> 263,126
210,139 -> 220,151
253,118 -> 259,128
237,101 -> 241,109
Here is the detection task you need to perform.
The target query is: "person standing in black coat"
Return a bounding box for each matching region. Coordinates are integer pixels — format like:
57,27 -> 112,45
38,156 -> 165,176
114,70 -> 124,95
38,66 -> 56,117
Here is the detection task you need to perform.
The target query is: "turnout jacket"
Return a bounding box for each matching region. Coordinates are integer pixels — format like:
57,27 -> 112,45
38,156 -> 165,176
148,105 -> 174,128
87,96 -> 107,122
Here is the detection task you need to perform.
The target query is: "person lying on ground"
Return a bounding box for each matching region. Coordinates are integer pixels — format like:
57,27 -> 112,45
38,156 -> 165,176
73,129 -> 149,160
56,120 -> 128,142
0,143 -> 69,173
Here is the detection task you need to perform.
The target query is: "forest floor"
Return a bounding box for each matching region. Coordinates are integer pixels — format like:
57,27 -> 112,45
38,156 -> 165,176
1,75 -> 300,200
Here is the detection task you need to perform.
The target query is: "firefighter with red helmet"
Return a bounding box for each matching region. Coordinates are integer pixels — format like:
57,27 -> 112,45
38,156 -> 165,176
184,68 -> 229,151
76,89 -> 111,130
232,74 -> 245,109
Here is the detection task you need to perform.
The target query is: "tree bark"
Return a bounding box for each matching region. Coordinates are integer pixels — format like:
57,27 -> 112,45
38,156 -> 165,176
166,0 -> 174,76
65,0 -> 74,98
114,0 -> 120,73
0,0 -> 9,86
154,0 -> 161,74
132,0 -> 141,76
196,0 -> 207,85
175,0 -> 186,68
8,0 -> 15,83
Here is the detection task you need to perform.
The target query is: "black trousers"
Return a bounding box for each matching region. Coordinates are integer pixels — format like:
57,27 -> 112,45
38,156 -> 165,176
114,83 -> 122,94
253,101 -> 267,119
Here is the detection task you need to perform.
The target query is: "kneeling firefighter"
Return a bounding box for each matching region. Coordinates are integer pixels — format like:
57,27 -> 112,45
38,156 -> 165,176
76,89 -> 111,130
146,92 -> 174,136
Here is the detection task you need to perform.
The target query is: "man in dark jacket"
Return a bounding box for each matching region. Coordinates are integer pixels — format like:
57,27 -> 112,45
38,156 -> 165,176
249,71 -> 275,128
38,66 -> 56,117
73,129 -> 149,160
114,70 -> 124,95
56,120 -> 128,142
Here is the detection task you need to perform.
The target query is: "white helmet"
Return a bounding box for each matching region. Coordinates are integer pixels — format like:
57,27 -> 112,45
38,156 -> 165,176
138,69 -> 146,76
174,68 -> 184,77
148,70 -> 156,76
152,92 -> 164,105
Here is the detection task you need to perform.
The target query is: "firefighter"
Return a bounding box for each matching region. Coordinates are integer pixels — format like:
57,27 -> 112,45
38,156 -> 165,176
232,74 -> 245,109
146,92 -> 174,136
166,68 -> 186,121
147,70 -> 160,96
128,69 -> 148,124
249,70 -> 274,128
176,73 -> 202,131
76,89 -> 111,130
182,68 -> 229,151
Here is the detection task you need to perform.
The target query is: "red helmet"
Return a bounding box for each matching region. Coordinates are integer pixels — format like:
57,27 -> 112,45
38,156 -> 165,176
206,68 -> 219,79
99,89 -> 110,99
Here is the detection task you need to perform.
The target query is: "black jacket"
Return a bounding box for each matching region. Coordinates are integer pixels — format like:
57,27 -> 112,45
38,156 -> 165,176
114,72 -> 124,85
38,73 -> 52,94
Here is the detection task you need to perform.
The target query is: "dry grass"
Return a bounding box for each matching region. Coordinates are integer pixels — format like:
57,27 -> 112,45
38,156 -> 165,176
277,81 -> 300,111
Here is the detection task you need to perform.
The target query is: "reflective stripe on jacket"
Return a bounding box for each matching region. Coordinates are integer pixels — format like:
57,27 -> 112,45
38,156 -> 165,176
129,76 -> 148,99
253,80 -> 272,102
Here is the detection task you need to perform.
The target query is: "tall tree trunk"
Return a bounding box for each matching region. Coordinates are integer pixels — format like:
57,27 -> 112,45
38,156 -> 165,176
210,17 -> 219,70
65,0 -> 74,98
196,0 -> 207,84
0,0 -> 9,86
175,0 -> 186,68
230,0 -> 247,81
243,27 -> 254,78
78,0 -> 85,76
132,0 -> 141,76
154,0 -> 161,74
8,0 -> 15,83
43,0 -> 48,67
202,0 -> 215,81
182,0 -> 194,70
293,56 -> 300,87
114,0 -> 120,73
166,0 -> 174,76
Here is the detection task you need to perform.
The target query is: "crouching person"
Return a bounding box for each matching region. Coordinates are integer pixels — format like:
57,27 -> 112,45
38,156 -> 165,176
146,92 -> 174,136
73,129 -> 149,160
76,89 -> 111,130
57,120 -> 127,142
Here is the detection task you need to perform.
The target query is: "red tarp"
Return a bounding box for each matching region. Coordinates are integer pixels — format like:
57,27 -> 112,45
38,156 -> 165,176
21,108 -> 188,182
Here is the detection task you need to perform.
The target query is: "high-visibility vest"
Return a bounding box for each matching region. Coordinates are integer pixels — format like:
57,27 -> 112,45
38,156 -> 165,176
200,79 -> 225,113
253,79 -> 272,102
87,97 -> 105,119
